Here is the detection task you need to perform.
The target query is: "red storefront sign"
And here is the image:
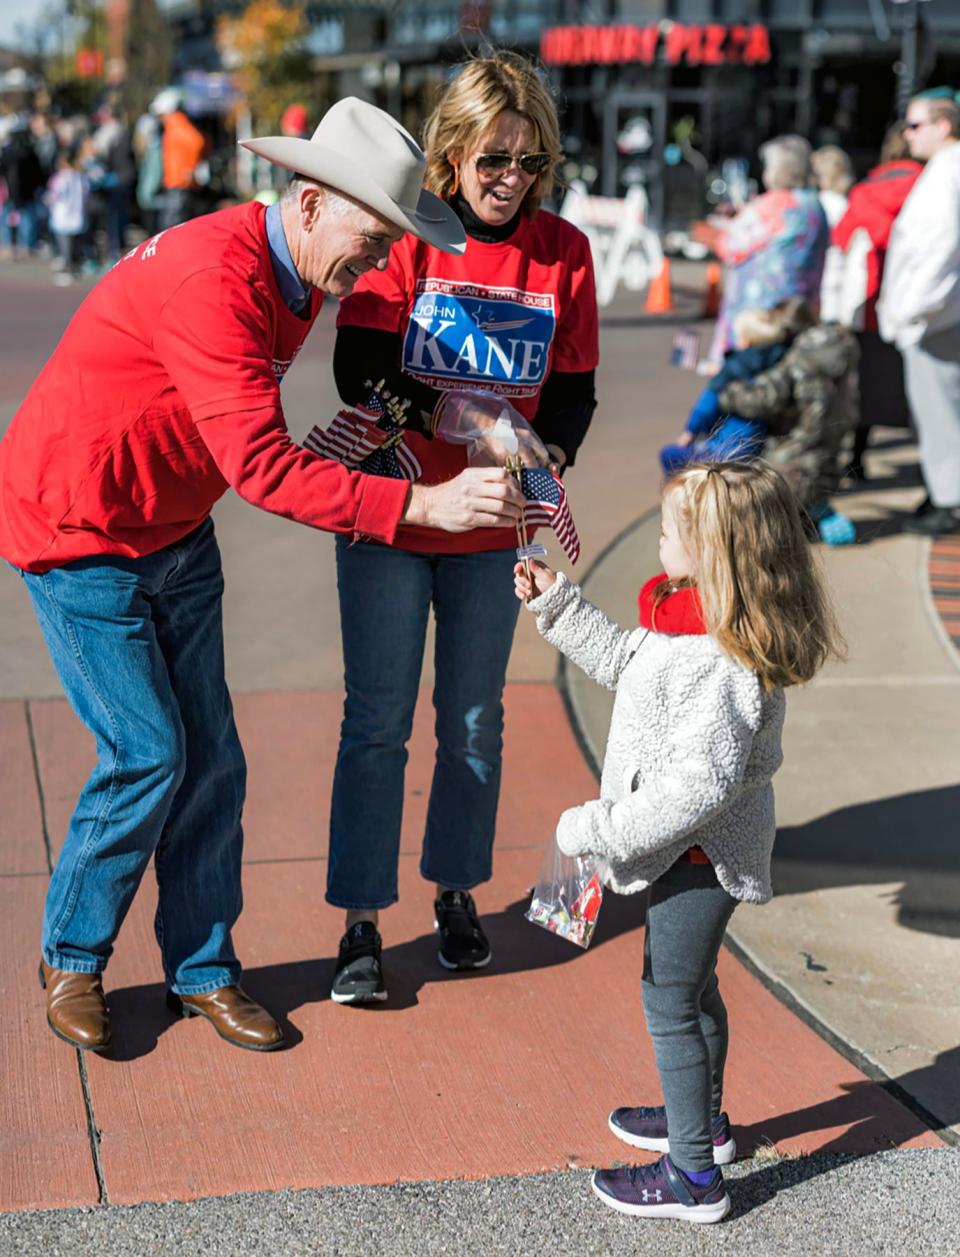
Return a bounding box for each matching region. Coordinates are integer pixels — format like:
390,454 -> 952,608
540,23 -> 772,68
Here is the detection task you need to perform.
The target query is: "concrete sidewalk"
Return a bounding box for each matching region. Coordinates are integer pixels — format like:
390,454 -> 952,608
0,259 -> 955,1250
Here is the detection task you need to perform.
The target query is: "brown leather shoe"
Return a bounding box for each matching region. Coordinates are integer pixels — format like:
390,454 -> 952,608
166,985 -> 284,1052
39,960 -> 111,1052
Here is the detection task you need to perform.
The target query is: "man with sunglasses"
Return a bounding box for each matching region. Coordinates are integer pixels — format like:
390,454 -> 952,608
879,91 -> 960,535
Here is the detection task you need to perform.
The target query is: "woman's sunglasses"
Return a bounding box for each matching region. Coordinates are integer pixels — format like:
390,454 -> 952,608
474,151 -> 552,176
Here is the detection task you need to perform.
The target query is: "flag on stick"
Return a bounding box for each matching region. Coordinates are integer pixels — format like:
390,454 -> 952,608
520,468 -> 581,565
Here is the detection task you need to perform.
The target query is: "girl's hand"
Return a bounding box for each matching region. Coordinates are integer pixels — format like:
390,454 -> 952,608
514,559 -> 557,601
676,431 -> 694,448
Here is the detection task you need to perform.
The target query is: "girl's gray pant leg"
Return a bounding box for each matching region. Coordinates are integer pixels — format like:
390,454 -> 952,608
641,859 -> 738,1172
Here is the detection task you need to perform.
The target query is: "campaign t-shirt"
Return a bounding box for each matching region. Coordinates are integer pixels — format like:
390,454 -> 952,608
0,201 -> 409,573
337,209 -> 598,554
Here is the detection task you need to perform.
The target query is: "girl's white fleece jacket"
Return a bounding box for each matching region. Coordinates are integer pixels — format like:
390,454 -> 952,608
528,573 -> 785,903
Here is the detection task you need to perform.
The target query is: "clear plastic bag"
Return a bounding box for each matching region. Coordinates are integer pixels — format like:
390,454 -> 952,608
525,837 -> 605,949
435,389 -> 549,468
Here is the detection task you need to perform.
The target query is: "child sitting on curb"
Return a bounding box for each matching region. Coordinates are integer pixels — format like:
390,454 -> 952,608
515,461 -> 844,1225
660,304 -> 798,473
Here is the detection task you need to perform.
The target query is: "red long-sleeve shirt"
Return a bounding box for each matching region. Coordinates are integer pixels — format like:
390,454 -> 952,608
0,202 -> 408,573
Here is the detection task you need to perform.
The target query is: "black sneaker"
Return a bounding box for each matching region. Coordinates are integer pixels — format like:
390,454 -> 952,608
434,890 -> 492,971
608,1104 -> 737,1165
330,922 -> 387,1004
902,505 -> 960,536
592,1154 -> 730,1223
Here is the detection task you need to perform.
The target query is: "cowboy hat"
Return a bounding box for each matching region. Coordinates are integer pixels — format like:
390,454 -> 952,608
240,97 -> 466,256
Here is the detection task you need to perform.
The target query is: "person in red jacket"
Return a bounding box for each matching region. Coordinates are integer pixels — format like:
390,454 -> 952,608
0,97 -> 525,1057
832,123 -> 921,479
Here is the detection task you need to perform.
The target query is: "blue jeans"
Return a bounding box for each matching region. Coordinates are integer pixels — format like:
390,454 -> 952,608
19,520 -> 246,994
328,539 -> 520,909
0,199 -> 39,252
659,418 -> 766,475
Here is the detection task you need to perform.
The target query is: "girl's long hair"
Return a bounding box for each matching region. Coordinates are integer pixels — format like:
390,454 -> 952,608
665,462 -> 846,690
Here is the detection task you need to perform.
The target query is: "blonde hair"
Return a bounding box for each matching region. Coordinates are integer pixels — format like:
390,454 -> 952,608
734,299 -> 815,348
759,135 -> 812,190
811,145 -> 854,195
421,51 -> 562,218
664,462 -> 845,690
733,307 -> 789,348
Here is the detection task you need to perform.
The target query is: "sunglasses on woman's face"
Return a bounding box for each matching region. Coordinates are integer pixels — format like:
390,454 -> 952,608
474,151 -> 551,176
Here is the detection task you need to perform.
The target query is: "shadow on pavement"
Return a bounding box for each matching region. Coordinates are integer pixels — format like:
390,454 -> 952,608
101,891 -> 647,1058
730,1046 -> 959,1216
773,784 -> 960,939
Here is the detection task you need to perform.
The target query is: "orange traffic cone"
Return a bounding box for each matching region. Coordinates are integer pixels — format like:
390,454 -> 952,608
702,261 -> 722,319
645,258 -> 674,314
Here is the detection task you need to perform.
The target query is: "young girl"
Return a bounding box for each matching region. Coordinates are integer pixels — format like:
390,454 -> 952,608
514,461 -> 844,1225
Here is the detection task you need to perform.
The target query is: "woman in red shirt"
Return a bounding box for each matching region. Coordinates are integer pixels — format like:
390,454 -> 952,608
327,52 -> 599,1002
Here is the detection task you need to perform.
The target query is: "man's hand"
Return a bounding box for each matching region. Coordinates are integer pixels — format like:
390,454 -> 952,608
403,467 -> 524,533
514,559 -> 557,601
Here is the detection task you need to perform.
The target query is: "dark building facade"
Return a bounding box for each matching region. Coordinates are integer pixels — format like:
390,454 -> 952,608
164,1 -> 960,227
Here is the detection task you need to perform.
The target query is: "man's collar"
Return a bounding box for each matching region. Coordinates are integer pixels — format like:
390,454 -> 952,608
265,200 -> 311,315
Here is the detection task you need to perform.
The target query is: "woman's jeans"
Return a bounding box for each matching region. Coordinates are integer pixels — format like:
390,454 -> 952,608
19,520 -> 246,994
328,538 -> 520,909
641,859 -> 739,1171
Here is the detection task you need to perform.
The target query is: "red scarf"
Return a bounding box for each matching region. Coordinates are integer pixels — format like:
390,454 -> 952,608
638,574 -> 707,634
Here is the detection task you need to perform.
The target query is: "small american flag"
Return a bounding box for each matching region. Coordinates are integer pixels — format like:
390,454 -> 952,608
304,405 -> 390,466
521,468 -> 581,565
671,327 -> 701,370
357,441 -> 422,481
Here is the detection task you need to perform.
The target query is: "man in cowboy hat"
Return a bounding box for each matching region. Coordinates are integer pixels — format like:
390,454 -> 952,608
0,97 -> 530,1056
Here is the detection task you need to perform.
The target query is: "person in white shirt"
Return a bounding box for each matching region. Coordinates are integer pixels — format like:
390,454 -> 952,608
811,145 -> 853,325
878,93 -> 960,535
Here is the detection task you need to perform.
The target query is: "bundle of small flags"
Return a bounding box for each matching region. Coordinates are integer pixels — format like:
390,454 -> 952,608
303,381 -> 421,481
520,468 -> 581,565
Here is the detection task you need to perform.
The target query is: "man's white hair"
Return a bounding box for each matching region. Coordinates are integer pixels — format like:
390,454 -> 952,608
282,177 -> 354,217
759,135 -> 812,191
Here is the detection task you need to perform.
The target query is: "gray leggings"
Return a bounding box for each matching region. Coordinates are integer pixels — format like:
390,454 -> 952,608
641,858 -> 738,1171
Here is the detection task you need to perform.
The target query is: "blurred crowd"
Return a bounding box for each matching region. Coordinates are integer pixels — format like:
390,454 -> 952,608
0,88 -> 207,285
685,88 -> 960,539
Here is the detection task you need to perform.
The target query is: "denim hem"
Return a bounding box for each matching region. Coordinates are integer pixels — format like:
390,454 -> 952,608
420,866 -> 492,892
169,974 -> 238,996
43,953 -> 104,975
324,893 -> 398,910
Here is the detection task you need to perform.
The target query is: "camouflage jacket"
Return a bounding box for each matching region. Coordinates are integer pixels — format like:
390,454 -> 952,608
717,324 -> 859,506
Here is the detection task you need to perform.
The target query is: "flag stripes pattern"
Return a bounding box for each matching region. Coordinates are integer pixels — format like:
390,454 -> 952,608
671,327 -> 700,370
358,441 -> 423,481
520,468 -> 581,565
304,407 -> 390,466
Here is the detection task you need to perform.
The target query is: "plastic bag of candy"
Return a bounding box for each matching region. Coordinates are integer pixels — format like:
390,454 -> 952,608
525,838 -> 605,949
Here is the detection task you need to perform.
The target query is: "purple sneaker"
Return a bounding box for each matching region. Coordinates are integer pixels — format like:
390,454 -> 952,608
608,1105 -> 736,1165
592,1154 -> 730,1223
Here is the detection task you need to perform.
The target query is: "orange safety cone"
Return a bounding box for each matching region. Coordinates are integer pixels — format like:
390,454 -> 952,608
644,258 -> 674,314
702,261 -> 722,319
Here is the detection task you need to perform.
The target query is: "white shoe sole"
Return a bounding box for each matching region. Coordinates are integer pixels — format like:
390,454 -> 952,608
591,1174 -> 731,1223
330,987 -> 388,1004
608,1112 -> 737,1165
436,948 -> 492,971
